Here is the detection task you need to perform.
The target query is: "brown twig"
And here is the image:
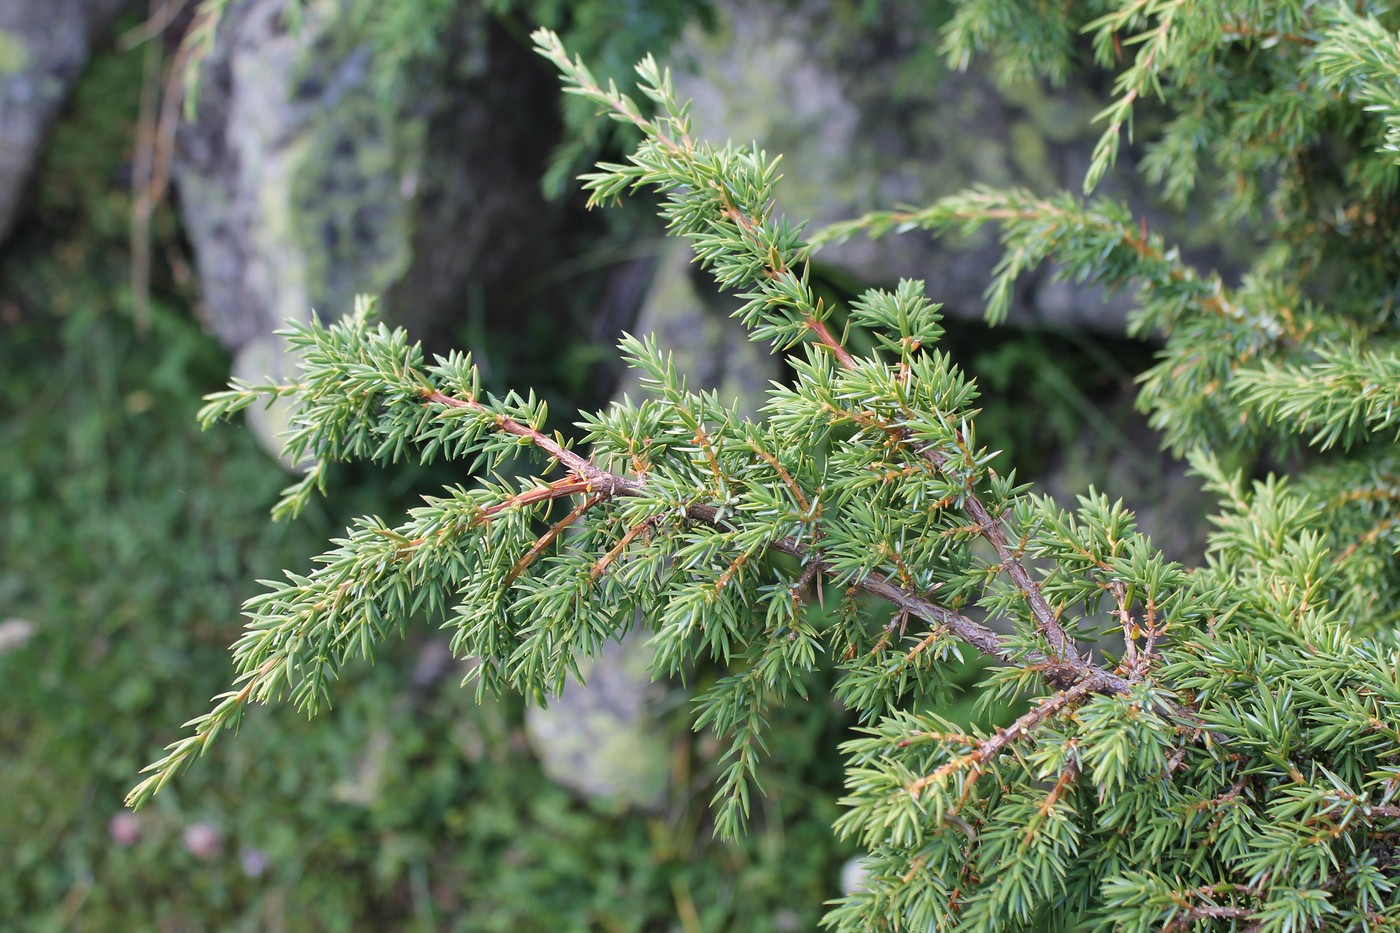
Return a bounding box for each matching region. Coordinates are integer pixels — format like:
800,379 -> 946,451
904,679 -> 1100,798
119,0 -> 192,50
1163,903 -> 1251,931
809,315 -> 858,370
129,0 -> 165,334
130,0 -> 200,334
761,528 -> 1124,692
714,549 -> 753,593
505,495 -> 601,585
958,487 -> 1078,663
897,727 -> 978,748
1111,580 -> 1143,678
590,517 -> 656,582
478,476 -> 596,520
748,440 -> 811,513
420,387 -> 1135,699
692,421 -> 727,494
423,389 -> 631,498
1140,595 -> 1166,669
903,626 -> 943,661
1027,758 -> 1080,843
1042,759 -> 1079,812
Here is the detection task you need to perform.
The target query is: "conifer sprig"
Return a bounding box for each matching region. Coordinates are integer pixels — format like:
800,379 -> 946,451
126,304 -> 1136,810
132,32 -> 1159,818
132,13 -> 1400,929
1314,4 -> 1400,158
812,187 -> 1339,456
540,35 -> 1125,684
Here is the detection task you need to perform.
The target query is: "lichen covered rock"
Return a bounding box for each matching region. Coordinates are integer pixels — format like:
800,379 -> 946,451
175,0 -> 561,353
665,0 -> 1226,332
523,631 -> 672,813
0,0 -> 130,242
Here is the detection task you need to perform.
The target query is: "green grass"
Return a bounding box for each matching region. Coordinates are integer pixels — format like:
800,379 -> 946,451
0,286 -> 852,929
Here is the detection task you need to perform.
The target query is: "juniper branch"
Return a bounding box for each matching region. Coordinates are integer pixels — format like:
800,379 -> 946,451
129,15 -> 1400,930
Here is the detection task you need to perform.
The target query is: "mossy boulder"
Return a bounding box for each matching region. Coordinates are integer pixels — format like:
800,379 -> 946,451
174,0 -> 562,354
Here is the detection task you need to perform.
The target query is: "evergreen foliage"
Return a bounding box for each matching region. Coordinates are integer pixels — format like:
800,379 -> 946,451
134,4 -> 1400,929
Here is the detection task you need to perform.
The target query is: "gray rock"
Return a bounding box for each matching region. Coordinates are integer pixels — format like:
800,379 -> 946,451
174,0 -> 561,353
840,855 -> 871,895
666,0 -> 1225,333
523,630 -> 672,813
0,0 -> 130,243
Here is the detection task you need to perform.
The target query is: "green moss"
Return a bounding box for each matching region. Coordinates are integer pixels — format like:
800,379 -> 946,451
0,28 -> 28,75
1009,119 -> 1057,192
35,40 -> 143,239
289,92 -> 424,314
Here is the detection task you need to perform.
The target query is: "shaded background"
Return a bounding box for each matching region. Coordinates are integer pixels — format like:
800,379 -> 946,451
0,0 -> 1209,928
